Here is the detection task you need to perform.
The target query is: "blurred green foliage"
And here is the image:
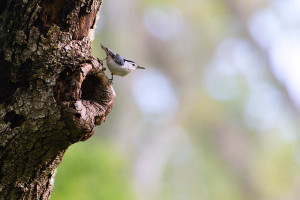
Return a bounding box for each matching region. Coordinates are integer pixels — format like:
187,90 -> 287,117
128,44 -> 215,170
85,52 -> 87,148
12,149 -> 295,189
51,0 -> 300,199
50,140 -> 135,200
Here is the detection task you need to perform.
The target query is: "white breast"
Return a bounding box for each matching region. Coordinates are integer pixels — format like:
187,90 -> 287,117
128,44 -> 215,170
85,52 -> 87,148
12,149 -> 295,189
107,58 -> 136,76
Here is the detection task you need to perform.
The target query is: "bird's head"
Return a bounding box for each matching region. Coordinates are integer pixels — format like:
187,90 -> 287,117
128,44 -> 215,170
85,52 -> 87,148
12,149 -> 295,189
130,62 -> 145,69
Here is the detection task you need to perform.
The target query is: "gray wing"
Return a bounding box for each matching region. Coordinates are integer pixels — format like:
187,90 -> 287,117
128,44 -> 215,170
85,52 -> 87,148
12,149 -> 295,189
105,48 -> 125,65
106,48 -> 117,58
114,54 -> 125,65
101,44 -> 125,65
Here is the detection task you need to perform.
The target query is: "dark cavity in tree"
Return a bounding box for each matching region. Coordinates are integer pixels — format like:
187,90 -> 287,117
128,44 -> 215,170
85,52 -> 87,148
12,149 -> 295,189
81,74 -> 102,101
4,111 -> 25,129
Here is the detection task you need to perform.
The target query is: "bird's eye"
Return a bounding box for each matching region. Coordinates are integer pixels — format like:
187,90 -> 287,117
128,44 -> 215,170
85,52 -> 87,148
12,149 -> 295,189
132,63 -> 135,66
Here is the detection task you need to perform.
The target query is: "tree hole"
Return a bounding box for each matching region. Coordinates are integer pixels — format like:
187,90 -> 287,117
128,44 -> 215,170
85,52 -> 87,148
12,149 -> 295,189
81,74 -> 102,101
4,111 -> 25,129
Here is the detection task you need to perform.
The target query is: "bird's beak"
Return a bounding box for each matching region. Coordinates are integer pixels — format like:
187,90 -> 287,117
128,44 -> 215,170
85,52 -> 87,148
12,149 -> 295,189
137,66 -> 146,69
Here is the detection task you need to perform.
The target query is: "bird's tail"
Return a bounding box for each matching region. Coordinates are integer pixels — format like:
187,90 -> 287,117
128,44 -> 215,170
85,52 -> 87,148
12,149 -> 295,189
101,44 -> 107,51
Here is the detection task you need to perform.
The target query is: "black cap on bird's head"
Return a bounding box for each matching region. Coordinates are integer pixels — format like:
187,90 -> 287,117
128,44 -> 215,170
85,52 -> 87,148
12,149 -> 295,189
126,60 -> 145,70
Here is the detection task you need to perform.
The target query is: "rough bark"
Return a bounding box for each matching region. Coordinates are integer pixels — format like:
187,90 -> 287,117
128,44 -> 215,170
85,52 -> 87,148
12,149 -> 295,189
0,0 -> 115,199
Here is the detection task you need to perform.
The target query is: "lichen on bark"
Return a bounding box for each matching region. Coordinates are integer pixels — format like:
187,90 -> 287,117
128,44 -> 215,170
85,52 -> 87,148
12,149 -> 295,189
0,0 -> 115,199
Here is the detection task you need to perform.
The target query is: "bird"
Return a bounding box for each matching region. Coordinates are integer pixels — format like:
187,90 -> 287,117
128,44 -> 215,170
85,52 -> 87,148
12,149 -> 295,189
101,44 -> 145,82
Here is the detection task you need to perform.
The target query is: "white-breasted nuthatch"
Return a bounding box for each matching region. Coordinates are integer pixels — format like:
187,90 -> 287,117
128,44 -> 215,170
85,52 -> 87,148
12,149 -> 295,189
101,44 -> 145,81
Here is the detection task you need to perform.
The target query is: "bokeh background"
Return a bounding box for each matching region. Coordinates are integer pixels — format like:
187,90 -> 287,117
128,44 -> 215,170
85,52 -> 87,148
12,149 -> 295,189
50,0 -> 300,199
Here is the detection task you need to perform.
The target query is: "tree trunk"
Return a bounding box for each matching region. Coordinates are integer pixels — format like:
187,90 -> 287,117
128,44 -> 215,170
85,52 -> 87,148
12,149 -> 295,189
0,0 -> 115,199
